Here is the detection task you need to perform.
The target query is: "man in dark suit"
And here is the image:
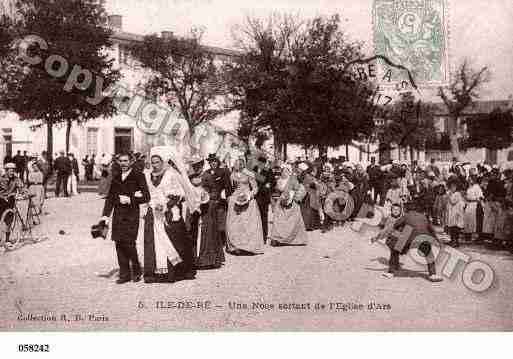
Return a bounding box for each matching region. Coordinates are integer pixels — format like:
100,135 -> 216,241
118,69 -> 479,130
252,155 -> 275,243
53,151 -> 72,197
100,152 -> 150,284
367,157 -> 382,204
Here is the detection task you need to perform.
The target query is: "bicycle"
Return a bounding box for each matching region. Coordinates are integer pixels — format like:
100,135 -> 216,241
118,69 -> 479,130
0,193 -> 41,253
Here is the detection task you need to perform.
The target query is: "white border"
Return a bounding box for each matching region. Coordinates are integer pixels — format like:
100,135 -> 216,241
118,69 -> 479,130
0,333 -> 512,359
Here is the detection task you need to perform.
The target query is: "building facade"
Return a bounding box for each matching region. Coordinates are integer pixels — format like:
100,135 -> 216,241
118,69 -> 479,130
0,11 -> 240,163
426,99 -> 513,165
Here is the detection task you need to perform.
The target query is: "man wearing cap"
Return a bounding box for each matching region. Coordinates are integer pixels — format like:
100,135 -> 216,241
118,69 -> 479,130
0,163 -> 26,243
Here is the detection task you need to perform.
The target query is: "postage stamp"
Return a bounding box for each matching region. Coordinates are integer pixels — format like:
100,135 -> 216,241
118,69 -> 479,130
373,0 -> 450,88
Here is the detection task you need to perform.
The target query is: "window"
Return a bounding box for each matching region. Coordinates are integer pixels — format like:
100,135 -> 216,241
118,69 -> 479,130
87,127 -> 99,155
114,127 -> 133,154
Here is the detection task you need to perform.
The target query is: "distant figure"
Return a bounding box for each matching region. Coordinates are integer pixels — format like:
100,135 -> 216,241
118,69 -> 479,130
3,154 -> 12,166
67,153 -> 79,196
90,154 -> 97,180
28,162 -> 44,214
426,158 -> 440,178
53,151 -> 72,197
22,150 -> 29,182
13,150 -> 23,179
39,151 -> 50,198
82,155 -> 90,181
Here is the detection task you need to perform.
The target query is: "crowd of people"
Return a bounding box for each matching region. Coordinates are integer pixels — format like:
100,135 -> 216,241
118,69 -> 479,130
4,145 -> 512,283
95,147 -> 513,285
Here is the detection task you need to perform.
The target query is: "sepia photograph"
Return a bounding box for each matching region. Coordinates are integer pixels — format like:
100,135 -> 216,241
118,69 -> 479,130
1,0 -> 513,342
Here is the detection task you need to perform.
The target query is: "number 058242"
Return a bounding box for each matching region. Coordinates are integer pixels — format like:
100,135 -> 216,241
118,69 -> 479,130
18,344 -> 50,352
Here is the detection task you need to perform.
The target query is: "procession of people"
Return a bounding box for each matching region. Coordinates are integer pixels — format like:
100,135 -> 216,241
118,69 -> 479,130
95,146 -> 513,285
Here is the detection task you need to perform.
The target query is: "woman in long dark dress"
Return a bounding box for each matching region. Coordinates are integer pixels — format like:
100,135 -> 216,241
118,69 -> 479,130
196,155 -> 231,269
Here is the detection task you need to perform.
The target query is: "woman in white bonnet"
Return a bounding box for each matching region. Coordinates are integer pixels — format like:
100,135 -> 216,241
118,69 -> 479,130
142,146 -> 199,283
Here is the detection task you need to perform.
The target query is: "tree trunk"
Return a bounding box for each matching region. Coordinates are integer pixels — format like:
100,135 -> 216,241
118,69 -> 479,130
345,144 -> 349,160
318,145 -> 328,159
398,146 -> 401,161
282,142 -> 288,161
448,116 -> 460,158
409,146 -> 415,165
273,130 -> 283,161
47,121 -> 54,168
65,119 -> 72,154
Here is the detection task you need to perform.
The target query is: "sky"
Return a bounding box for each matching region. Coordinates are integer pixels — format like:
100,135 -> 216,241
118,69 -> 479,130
106,0 -> 513,101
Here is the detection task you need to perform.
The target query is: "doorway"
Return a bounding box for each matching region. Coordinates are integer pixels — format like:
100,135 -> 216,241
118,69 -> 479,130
114,127 -> 133,155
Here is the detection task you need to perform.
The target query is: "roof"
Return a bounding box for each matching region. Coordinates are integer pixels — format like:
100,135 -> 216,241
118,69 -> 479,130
110,30 -> 242,58
431,100 -> 513,116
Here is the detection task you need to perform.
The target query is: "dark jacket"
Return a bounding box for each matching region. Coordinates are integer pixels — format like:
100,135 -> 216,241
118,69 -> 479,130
54,156 -> 72,175
201,167 -> 233,201
102,169 -> 150,242
367,164 -> 382,184
390,210 -> 437,254
13,154 -> 24,171
253,167 -> 275,205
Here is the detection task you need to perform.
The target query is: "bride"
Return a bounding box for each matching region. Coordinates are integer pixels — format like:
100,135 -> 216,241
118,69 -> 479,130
143,147 -> 199,283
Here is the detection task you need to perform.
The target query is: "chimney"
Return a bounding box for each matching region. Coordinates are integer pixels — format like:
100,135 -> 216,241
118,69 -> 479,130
108,15 -> 123,32
161,31 -> 174,39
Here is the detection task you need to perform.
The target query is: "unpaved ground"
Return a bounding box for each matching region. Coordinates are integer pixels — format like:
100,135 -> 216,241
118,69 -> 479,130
1,194 -> 512,331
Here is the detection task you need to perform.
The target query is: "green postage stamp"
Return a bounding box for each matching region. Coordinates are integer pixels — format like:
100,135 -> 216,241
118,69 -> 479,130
373,0 -> 449,87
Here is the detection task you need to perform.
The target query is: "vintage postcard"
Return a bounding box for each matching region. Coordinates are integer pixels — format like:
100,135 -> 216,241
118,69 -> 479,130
0,0 -> 512,337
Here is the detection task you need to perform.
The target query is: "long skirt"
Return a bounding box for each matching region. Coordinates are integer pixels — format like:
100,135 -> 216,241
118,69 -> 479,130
482,203 -> 497,234
28,184 -> 44,213
226,198 -> 265,254
464,202 -> 483,234
143,208 -> 182,281
271,202 -> 308,245
67,174 -> 79,196
300,194 -> 320,231
494,210 -> 509,241
196,201 -> 226,269
165,218 -> 197,279
350,187 -> 366,219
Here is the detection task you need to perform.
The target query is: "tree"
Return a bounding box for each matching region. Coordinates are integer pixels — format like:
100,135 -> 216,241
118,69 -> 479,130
225,13 -> 302,159
1,0 -> 120,158
225,14 -> 376,160
463,108 -> 513,150
0,14 -> 24,102
379,92 -> 437,162
438,59 -> 491,157
129,28 -> 226,134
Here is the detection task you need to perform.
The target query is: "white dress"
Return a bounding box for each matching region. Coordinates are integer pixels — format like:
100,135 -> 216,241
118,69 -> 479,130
143,169 -> 183,272
464,184 -> 483,234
